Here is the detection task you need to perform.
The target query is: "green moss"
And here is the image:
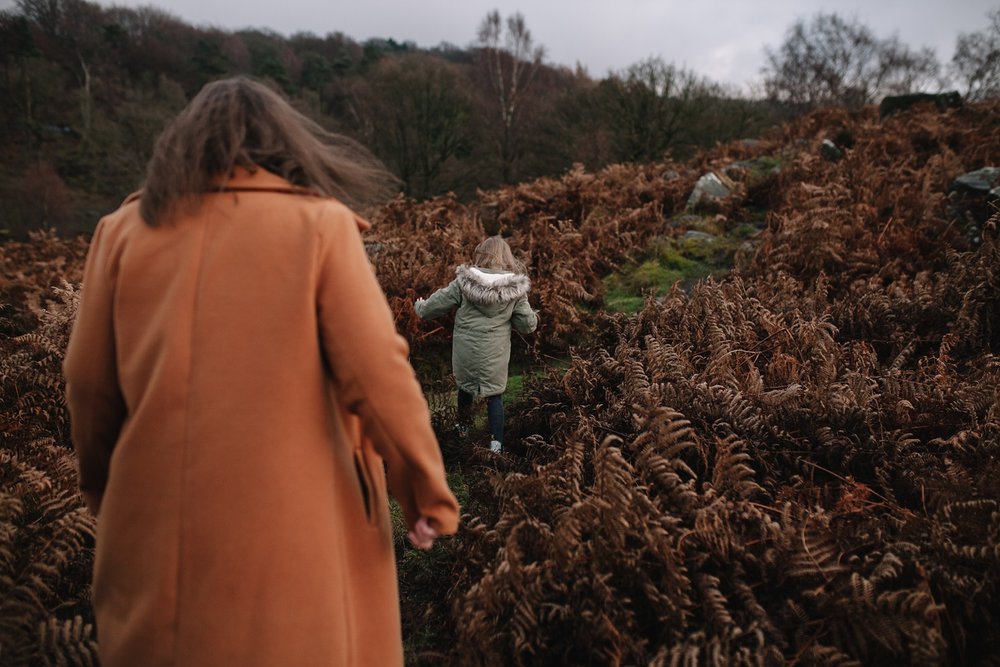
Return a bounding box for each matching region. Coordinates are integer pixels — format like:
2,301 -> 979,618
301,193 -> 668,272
676,237 -> 718,263
683,215 -> 726,236
731,222 -> 761,239
748,155 -> 782,171
599,222 -> 775,314
603,290 -> 647,314
602,239 -> 717,312
730,156 -> 783,191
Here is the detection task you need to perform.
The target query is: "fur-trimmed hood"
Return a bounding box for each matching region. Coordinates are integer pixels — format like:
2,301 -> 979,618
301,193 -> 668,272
455,265 -> 530,306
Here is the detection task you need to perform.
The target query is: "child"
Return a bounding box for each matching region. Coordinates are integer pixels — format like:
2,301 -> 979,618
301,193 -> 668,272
415,235 -> 538,453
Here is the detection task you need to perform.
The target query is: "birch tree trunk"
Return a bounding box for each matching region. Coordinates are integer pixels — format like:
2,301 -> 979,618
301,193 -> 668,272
476,10 -> 544,184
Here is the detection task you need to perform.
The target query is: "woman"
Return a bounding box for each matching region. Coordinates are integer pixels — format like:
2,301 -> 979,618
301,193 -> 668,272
63,77 -> 459,667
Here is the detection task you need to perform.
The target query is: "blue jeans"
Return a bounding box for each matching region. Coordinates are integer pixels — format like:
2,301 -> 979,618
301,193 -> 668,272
457,389 -> 504,444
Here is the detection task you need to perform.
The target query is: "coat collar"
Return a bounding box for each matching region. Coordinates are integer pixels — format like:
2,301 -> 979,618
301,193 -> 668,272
211,165 -> 309,192
122,166 -> 371,230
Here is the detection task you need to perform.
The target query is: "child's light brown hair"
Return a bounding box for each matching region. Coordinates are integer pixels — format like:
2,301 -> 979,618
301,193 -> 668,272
473,236 -> 526,274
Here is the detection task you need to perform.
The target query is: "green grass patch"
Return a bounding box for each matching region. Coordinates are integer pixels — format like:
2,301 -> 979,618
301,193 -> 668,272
600,219 -> 767,313
504,355 -> 569,405
505,372 -> 526,405
604,291 -> 647,313
603,239 -> 716,313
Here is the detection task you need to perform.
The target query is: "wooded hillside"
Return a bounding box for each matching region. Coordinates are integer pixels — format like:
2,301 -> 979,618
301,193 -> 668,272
1,0 -> 790,239
7,1 -> 997,240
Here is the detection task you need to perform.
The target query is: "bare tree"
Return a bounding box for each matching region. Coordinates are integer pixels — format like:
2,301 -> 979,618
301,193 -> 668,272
17,0 -> 109,138
600,57 -> 718,162
15,0 -> 61,37
1,11 -> 38,126
951,9 -> 1000,101
763,12 -> 939,108
475,10 -> 545,183
365,53 -> 471,199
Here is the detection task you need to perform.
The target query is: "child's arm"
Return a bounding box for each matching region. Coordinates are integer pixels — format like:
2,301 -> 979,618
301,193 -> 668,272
414,280 -> 461,319
511,295 -> 538,333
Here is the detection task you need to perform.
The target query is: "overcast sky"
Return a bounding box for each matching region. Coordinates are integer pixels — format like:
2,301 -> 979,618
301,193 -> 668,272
3,0 -> 997,89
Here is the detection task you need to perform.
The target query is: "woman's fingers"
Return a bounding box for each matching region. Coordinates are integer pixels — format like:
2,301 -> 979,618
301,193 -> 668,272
407,516 -> 439,549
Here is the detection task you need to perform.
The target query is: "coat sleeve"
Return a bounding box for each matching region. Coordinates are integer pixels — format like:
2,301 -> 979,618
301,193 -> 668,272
511,295 -> 538,334
413,281 -> 460,320
63,219 -> 127,516
316,204 -> 459,535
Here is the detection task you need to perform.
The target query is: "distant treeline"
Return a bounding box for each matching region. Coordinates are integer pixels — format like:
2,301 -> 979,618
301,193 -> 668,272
1,1 -> 997,236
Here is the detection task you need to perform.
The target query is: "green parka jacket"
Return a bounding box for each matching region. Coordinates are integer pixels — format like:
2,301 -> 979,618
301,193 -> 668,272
415,265 -> 538,396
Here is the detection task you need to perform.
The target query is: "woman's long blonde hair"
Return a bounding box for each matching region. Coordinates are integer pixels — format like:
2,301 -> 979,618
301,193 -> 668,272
473,236 -> 526,274
140,76 -> 397,225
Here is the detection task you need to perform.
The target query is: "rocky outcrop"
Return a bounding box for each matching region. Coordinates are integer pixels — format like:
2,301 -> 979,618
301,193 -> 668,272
686,172 -> 736,211
949,167 -> 999,244
879,91 -> 963,119
820,139 -> 843,162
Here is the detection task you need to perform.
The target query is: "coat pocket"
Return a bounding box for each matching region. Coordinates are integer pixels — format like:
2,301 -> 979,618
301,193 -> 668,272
352,447 -> 382,526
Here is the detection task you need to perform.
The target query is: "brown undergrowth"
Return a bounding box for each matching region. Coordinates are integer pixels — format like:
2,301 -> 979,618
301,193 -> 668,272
1,232 -> 97,667
369,159 -> 696,351
1,101 -> 999,665
449,249 -> 998,664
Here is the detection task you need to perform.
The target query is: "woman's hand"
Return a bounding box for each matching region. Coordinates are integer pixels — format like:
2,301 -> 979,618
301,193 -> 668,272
407,516 -> 439,550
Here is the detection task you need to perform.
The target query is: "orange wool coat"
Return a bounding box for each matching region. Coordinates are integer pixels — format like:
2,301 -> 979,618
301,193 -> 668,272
63,167 -> 459,667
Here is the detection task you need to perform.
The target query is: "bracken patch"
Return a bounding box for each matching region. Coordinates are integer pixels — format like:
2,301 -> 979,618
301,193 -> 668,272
2,101 -> 999,665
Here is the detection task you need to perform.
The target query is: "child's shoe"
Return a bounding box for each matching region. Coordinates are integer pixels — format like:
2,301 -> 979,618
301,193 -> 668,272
490,440 -> 502,453
454,422 -> 469,438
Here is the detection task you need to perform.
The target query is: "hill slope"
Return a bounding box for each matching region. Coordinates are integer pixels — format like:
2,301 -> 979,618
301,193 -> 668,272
1,100 -> 998,666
